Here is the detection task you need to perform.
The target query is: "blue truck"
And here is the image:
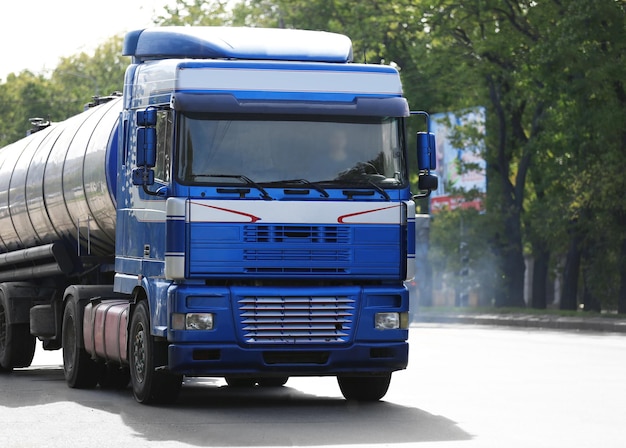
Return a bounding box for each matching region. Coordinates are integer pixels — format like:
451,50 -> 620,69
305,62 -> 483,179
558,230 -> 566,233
0,26 -> 437,404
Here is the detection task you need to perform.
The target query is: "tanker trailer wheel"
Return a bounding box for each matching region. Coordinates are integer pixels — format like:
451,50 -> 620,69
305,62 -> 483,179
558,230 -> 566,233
62,295 -> 99,388
337,373 -> 391,402
0,290 -> 36,371
129,301 -> 182,404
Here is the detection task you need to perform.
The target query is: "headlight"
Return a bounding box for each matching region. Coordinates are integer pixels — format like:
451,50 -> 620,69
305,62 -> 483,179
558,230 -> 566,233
375,312 -> 409,330
172,313 -> 214,330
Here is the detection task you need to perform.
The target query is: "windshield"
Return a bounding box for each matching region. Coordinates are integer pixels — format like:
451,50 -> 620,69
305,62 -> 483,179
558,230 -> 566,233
176,114 -> 406,187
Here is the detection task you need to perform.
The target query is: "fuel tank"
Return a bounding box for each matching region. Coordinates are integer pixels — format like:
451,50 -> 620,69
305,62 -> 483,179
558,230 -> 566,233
83,299 -> 130,364
0,97 -> 121,256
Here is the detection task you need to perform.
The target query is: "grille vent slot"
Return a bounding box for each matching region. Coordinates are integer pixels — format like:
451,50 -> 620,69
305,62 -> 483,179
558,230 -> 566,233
239,295 -> 356,344
244,225 -> 349,243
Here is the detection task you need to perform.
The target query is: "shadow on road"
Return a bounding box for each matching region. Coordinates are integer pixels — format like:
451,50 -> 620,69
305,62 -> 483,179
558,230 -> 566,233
1,366 -> 470,447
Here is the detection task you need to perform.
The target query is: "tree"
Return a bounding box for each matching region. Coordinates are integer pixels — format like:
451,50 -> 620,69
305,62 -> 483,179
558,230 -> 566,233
4,0 -> 617,312
157,0 -> 249,26
530,0 -> 626,311
50,35 -> 128,118
0,72 -> 55,146
424,1 -> 560,308
0,35 -> 128,147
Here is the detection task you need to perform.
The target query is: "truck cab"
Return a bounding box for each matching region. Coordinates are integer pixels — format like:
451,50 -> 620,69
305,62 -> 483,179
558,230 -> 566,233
0,27 -> 437,405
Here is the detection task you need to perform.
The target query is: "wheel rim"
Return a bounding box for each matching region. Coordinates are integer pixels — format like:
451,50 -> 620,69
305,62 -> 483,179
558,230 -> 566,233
133,323 -> 146,384
62,314 -> 76,371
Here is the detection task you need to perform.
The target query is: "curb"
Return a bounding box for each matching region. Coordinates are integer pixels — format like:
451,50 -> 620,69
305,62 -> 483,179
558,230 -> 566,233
413,313 -> 626,333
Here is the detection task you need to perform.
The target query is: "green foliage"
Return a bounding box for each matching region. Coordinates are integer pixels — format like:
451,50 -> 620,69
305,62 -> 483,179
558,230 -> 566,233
419,0 -> 626,310
0,35 -> 128,145
157,0 -> 237,25
1,0 -> 624,310
0,72 -> 54,145
526,0 -> 626,310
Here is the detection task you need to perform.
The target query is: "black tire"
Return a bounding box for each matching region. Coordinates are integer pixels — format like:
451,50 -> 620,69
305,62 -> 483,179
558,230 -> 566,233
98,363 -> 131,389
62,295 -> 99,388
257,377 -> 289,387
225,377 -> 257,388
337,374 -> 392,402
0,291 -> 36,371
129,301 -> 182,404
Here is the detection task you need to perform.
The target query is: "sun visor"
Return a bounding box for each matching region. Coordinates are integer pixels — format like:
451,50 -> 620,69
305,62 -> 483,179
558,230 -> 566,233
172,93 -> 409,117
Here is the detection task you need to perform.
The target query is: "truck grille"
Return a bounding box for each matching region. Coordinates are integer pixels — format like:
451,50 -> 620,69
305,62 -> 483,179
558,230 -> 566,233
242,225 -> 351,273
238,295 -> 356,344
244,225 -> 350,244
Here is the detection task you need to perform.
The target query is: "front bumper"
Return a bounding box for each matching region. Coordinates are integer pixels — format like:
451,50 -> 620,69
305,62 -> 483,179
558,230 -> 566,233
168,341 -> 408,377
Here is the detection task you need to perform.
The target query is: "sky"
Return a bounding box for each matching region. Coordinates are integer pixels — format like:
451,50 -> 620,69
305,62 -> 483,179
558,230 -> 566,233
1,0 -> 176,81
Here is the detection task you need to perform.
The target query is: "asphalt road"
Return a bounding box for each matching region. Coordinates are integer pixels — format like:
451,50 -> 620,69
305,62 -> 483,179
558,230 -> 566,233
1,324 -> 625,448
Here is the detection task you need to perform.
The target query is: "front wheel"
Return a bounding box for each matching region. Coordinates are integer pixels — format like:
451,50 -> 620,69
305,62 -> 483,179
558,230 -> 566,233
129,301 -> 182,404
62,295 -> 99,388
257,377 -> 289,387
225,376 -> 257,388
98,362 -> 131,389
337,374 -> 391,402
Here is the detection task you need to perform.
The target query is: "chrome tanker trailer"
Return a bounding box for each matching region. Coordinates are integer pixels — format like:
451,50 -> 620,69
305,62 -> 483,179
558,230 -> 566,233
0,95 -> 122,371
0,26 -> 437,404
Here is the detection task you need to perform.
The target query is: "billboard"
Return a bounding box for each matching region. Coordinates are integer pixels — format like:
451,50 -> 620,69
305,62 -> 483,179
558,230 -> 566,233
430,108 -> 486,211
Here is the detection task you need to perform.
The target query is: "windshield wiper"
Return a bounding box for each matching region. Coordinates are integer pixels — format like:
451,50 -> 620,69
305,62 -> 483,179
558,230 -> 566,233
366,179 -> 391,201
263,179 -> 330,198
192,174 -> 272,200
341,180 -> 391,201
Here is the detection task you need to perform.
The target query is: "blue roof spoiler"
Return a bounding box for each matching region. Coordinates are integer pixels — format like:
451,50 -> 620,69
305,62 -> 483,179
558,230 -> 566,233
123,27 -> 353,63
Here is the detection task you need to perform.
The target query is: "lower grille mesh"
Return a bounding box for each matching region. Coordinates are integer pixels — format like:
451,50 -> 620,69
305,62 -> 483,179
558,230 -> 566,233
239,295 -> 355,344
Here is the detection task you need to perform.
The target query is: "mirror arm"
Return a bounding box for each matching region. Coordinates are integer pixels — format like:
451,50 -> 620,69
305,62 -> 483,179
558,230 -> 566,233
412,190 -> 432,200
142,184 -> 160,197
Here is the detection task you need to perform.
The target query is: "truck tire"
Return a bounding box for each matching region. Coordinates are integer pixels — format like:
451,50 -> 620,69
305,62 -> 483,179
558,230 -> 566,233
257,377 -> 289,387
0,290 -> 36,371
129,301 -> 182,404
98,362 -> 131,389
62,295 -> 99,388
225,377 -> 257,388
337,374 -> 391,402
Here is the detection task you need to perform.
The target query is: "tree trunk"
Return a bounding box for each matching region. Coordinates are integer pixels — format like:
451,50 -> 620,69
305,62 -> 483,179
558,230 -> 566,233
582,283 -> 601,313
495,211 -> 526,308
531,245 -> 550,309
619,237 -> 626,314
581,244 -> 601,312
497,251 -> 526,307
560,230 -> 582,311
614,80 -> 626,314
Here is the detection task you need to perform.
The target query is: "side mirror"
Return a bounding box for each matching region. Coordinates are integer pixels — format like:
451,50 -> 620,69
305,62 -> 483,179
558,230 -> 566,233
132,167 -> 155,186
137,127 -> 157,168
416,132 -> 436,171
137,108 -> 157,127
134,107 -> 157,187
411,111 -> 438,199
418,174 -> 438,191
414,131 -> 438,198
